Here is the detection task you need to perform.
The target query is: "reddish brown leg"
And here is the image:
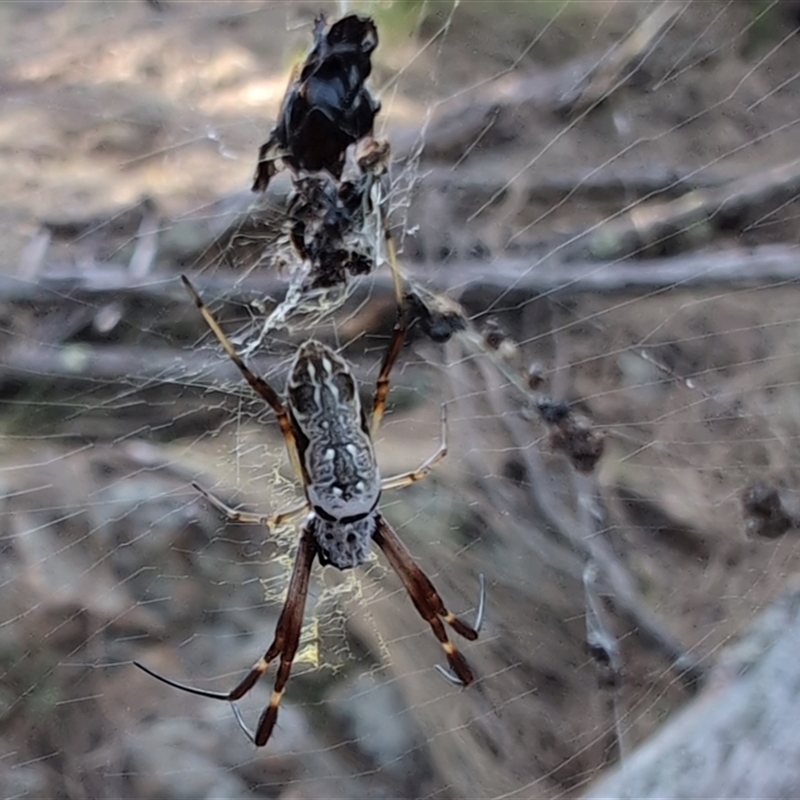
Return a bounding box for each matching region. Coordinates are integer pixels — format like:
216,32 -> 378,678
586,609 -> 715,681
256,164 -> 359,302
369,219 -> 411,436
135,526 -> 318,747
249,527 -> 316,745
373,515 -> 480,685
370,301 -> 407,437
181,275 -> 305,483
383,225 -> 404,307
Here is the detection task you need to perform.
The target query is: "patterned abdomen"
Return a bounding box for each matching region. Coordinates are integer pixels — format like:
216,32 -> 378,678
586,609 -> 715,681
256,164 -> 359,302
287,341 -> 381,568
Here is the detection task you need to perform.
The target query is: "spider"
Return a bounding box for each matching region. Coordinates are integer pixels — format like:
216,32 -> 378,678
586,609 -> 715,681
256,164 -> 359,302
135,275 -> 484,747
253,13 -> 381,192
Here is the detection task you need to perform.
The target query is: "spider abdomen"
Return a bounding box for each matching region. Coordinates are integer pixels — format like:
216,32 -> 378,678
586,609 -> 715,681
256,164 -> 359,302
288,340 -> 382,560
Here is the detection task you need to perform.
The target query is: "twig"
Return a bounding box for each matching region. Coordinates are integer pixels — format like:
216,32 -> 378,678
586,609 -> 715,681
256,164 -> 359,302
562,157 -> 800,261
0,342 -> 376,389
565,2 -> 682,116
469,345 -> 705,688
418,163 -> 729,204
583,584 -> 800,799
3,244 -> 800,309
390,4 -> 681,158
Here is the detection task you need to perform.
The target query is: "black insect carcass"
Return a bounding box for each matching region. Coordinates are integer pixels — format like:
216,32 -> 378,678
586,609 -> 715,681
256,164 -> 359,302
286,173 -> 373,289
253,14 -> 381,192
280,136 -> 391,291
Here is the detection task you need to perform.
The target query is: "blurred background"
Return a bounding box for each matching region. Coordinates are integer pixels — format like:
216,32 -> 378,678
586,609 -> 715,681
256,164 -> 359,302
2,1 -> 800,798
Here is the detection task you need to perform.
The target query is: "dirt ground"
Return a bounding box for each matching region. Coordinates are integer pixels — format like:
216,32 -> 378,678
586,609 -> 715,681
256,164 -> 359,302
2,2 -> 800,799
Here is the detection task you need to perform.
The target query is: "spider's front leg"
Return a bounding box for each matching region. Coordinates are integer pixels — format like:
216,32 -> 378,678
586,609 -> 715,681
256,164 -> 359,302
368,221 -> 410,437
370,297 -> 407,437
181,274 -> 306,484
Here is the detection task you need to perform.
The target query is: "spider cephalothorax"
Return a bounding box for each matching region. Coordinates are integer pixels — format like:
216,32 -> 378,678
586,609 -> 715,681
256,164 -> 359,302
312,514 -> 377,569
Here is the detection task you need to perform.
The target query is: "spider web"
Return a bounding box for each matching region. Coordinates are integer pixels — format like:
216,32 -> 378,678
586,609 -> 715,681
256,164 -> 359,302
2,1 -> 800,798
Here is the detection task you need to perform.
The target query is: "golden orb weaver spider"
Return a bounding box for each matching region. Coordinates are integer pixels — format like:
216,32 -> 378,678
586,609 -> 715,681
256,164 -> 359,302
135,274 -> 484,748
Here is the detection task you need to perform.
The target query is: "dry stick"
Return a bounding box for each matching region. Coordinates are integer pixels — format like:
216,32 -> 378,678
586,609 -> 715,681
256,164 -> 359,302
164,158 -> 732,254
468,343 -> 704,689
417,163 -> 729,203
575,475 -> 629,769
3,242 -> 800,309
391,2 -> 681,159
127,204 -> 161,279
140,160 -> 732,266
563,157 -> 800,261
445,352 -> 585,585
565,1 -> 683,116
0,342 -> 375,388
17,229 -> 51,279
582,583 -> 800,800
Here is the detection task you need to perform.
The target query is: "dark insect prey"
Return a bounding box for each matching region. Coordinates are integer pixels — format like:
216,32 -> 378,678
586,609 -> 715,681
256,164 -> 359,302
406,289 -> 468,344
285,146 -> 386,290
253,13 -> 381,192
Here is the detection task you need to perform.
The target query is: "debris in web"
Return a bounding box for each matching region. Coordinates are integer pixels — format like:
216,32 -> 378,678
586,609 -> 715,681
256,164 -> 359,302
245,139 -> 393,350
284,140 -> 391,291
545,404 -> 605,474
243,13 -> 399,346
741,479 -> 799,539
405,288 -> 467,344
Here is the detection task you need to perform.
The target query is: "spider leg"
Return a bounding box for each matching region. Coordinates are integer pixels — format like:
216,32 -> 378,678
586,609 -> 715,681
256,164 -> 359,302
248,526 -> 316,746
434,574 -> 486,686
380,404 -> 447,492
181,275 -> 305,484
369,216 -> 408,437
373,515 -> 479,685
192,480 -> 309,528
135,525 -> 318,748
383,224 -> 404,308
369,294 -> 406,438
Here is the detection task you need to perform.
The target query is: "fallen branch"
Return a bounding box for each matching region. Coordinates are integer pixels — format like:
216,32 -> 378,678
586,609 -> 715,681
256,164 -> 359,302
562,157 -> 800,261
418,162 -> 728,206
391,3 -> 681,160
564,2 -> 682,116
0,341 -> 381,390
583,583 -> 800,799
3,243 -> 799,311
469,349 -> 705,689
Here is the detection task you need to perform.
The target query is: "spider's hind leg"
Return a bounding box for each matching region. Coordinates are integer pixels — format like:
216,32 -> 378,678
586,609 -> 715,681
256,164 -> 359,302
135,526 -> 318,748
372,515 -> 482,686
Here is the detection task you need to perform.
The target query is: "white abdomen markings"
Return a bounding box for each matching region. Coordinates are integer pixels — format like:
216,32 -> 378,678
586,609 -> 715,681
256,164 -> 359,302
287,341 -> 381,568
